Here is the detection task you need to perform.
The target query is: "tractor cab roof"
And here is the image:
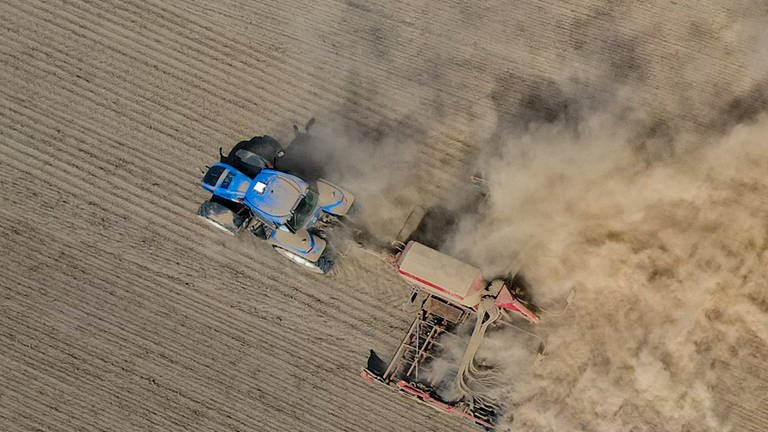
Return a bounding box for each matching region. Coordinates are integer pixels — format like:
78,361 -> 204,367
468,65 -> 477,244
244,169 -> 308,225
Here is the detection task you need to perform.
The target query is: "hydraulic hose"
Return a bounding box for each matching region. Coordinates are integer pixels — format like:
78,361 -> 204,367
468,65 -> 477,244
454,297 -> 502,409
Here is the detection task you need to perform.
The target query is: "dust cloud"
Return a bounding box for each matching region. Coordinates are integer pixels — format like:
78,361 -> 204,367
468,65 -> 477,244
289,2 -> 768,429
279,112 -> 440,242
429,4 -> 768,431
419,4 -> 768,431
446,95 -> 768,431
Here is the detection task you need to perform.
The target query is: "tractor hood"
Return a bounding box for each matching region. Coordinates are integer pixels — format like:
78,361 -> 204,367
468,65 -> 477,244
244,169 -> 308,224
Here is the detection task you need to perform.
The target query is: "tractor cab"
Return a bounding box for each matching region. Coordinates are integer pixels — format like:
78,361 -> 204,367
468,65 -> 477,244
244,169 -> 309,228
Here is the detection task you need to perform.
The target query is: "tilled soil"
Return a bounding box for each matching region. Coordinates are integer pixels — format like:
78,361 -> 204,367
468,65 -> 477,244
1,1 -> 766,431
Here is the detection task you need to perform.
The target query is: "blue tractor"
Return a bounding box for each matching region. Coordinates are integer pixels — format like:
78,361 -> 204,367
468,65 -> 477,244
197,124 -> 355,274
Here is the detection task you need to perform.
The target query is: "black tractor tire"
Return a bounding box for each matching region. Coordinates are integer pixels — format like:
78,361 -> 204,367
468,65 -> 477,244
272,246 -> 334,274
222,135 -> 284,177
197,199 -> 251,235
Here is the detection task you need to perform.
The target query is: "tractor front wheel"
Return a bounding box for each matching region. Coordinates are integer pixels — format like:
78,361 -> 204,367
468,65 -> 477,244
197,200 -> 250,235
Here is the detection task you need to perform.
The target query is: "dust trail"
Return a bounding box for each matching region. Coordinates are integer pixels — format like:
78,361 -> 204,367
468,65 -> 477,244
290,2 -> 768,428
419,3 -> 768,430
447,105 -> 768,430
279,116 -> 435,241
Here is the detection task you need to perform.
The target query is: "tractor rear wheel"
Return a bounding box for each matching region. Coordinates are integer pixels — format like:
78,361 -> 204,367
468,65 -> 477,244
223,136 -> 284,177
197,199 -> 250,235
272,246 -> 333,274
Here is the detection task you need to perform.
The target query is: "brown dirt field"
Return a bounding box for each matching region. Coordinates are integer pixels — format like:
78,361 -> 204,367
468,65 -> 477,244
1,1 -> 767,431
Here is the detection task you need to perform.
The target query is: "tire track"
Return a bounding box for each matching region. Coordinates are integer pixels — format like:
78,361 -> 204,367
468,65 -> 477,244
0,134 -> 438,428
0,237 -> 435,431
4,1 -> 764,431
0,113 -> 409,337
